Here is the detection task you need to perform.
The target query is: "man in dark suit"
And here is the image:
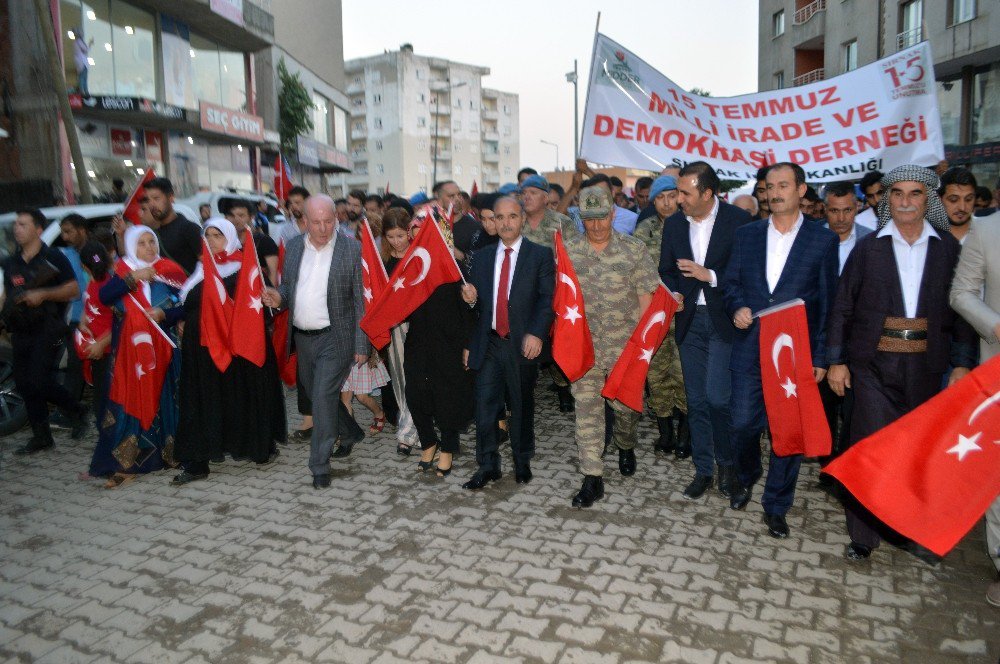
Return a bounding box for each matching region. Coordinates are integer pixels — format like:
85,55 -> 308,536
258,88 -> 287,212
660,162 -> 751,500
262,194 -> 368,490
722,162 -> 839,538
460,196 -> 555,489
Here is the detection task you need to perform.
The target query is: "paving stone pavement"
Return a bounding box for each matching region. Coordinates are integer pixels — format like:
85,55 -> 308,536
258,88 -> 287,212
1,384 -> 998,664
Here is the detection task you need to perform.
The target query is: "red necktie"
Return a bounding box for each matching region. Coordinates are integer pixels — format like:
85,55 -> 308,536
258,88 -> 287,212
495,247 -> 512,337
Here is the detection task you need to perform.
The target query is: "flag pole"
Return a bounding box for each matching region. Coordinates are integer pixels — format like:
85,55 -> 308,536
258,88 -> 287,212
578,12 -> 602,165
128,294 -> 177,349
243,228 -> 275,315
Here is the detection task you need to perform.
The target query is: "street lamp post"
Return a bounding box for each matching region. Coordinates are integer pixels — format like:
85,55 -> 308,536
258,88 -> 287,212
566,59 -> 579,161
431,80 -> 466,187
540,140 -> 559,172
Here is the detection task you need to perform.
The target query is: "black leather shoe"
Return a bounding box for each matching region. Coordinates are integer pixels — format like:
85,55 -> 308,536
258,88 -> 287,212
717,465 -> 735,498
557,386 -> 575,412
312,474 -> 331,489
332,432 -> 365,458
618,448 -> 636,476
571,475 -> 604,508
171,470 -> 208,485
514,465 -> 533,485
462,468 -> 501,490
15,423 -> 55,456
683,474 -> 713,499
69,406 -> 89,440
764,513 -> 789,538
291,427 -> 312,442
729,484 -> 752,510
673,411 -> 691,459
654,416 -> 675,454
845,542 -> 872,560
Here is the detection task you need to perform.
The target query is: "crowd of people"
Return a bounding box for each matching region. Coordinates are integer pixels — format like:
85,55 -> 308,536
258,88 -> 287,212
1,157 -> 999,607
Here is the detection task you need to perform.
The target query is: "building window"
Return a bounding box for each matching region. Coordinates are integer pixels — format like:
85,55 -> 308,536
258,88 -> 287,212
503,146 -> 511,156
372,93 -> 382,104
418,139 -> 427,149
333,106 -> 348,151
454,165 -> 462,176
772,10 -> 785,37
353,76 -> 361,86
418,93 -> 425,103
898,0 -> 922,48
373,117 -> 383,130
843,40 -> 858,72
376,164 -> 384,175
455,143 -> 462,153
502,104 -> 510,115
418,164 -> 427,174
188,31 -> 246,109
471,144 -> 478,154
312,92 -> 330,145
774,71 -> 785,89
503,126 -> 511,136
937,80 -> 962,145
375,140 -> 383,151
504,167 -> 512,176
471,166 -> 479,176
949,0 -> 976,25
453,120 -> 461,131
417,117 -> 426,128
972,64 -> 1000,143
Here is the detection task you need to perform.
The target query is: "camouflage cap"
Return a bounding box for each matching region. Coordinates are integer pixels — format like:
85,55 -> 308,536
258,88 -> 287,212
578,185 -> 613,220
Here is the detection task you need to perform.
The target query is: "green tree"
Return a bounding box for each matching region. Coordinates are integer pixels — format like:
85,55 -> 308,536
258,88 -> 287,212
278,58 -> 313,154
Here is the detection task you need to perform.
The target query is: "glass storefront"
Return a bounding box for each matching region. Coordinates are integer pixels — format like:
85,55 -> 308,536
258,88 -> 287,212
972,64 -> 1000,144
60,0 -> 156,98
937,79 -> 962,146
168,133 -> 252,198
190,33 -> 247,111
72,119 -> 165,201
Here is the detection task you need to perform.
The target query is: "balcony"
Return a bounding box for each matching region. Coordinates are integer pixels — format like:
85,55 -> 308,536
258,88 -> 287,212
350,104 -> 367,116
792,68 -> 825,86
347,81 -> 364,95
352,126 -> 367,139
481,109 -> 499,120
897,27 -> 923,50
484,171 -> 500,184
793,0 -> 826,25
482,130 -> 499,142
483,152 -> 499,163
435,150 -> 452,161
432,126 -> 451,138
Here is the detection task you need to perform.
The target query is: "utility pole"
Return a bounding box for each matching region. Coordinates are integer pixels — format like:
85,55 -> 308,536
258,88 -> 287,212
33,0 -> 93,203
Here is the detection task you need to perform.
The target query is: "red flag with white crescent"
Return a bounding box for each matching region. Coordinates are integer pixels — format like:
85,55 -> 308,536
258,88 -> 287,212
109,295 -> 176,429
601,284 -> 679,411
230,229 -> 266,367
271,239 -> 297,386
824,354 -> 1000,556
360,219 -> 391,348
758,299 -> 831,457
122,169 -> 156,225
360,217 -> 462,349
198,240 -> 234,372
551,230 -> 595,382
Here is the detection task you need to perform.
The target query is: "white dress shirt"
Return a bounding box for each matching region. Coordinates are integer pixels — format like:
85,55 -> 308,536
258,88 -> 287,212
877,220 -> 938,318
293,235 -> 336,330
491,237 -> 522,330
686,198 -> 719,305
837,226 -> 857,275
855,207 -> 877,231
766,213 -> 804,292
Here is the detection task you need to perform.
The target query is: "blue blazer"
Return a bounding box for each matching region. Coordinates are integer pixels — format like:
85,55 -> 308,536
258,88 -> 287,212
659,200 -> 752,344
722,218 -> 839,373
466,238 -> 555,371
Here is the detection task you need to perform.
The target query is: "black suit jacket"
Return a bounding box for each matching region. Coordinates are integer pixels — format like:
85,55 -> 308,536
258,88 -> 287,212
466,238 -> 555,370
659,201 -> 752,344
826,230 -> 978,371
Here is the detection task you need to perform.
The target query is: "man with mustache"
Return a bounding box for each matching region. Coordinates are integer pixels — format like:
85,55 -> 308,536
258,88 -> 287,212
827,165 -> 977,561
938,167 -> 977,245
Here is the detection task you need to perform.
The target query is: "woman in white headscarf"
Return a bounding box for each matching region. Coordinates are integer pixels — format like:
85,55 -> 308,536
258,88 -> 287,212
88,225 -> 184,487
172,218 -> 286,485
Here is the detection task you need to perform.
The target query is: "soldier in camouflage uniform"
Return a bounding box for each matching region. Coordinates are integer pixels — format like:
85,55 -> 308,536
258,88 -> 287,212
564,186 -> 660,508
633,175 -> 692,458
520,175 -> 578,413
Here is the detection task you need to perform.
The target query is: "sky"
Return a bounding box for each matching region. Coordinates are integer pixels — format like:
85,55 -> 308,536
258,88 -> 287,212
342,0 -> 759,173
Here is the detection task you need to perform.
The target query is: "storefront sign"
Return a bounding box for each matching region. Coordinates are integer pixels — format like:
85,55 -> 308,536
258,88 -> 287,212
110,128 -> 133,156
296,136 -> 320,168
210,0 -> 244,26
199,101 -> 264,143
946,141 -> 1000,165
296,135 -> 353,171
69,94 -> 185,120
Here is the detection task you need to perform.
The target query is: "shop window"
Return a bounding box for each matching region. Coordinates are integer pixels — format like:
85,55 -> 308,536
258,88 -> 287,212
972,65 -> 1000,144
313,92 -> 331,145
189,32 -> 246,110
937,80 -> 962,145
333,107 -> 348,151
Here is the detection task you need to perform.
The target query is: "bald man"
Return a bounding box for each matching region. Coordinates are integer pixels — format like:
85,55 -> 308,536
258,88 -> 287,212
262,195 -> 368,489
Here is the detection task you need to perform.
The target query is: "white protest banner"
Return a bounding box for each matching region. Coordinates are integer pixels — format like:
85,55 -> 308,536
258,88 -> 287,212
580,33 -> 944,182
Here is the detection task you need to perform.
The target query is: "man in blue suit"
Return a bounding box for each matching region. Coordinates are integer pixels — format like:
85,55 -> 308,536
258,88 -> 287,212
460,196 -> 555,489
722,162 -> 839,538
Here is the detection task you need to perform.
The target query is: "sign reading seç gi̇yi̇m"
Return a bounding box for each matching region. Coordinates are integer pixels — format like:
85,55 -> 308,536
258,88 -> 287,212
199,101 -> 264,143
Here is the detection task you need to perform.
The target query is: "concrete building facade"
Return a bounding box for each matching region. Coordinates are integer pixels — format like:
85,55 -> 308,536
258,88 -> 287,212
344,44 -> 519,197
758,0 -> 1000,185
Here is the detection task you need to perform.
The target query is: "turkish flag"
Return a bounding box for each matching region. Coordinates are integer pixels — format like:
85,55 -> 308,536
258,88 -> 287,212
273,155 -> 293,202
230,229 -> 266,367
73,329 -> 95,385
823,355 -> 1000,556
109,295 -> 176,429
602,284 -> 679,411
198,241 -> 234,372
758,299 -> 831,457
551,230 -> 595,382
360,217 -> 462,349
122,169 -> 156,224
360,220 -> 391,348
113,257 -> 188,306
271,240 -> 296,386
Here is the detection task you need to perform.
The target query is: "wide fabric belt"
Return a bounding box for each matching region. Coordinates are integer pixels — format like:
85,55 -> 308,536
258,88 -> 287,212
877,316 -> 928,353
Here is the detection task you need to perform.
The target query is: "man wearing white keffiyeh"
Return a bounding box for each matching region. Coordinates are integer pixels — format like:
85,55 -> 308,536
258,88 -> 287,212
827,164 -> 979,561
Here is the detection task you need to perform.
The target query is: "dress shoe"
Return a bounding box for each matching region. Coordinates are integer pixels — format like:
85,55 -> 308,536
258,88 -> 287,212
15,423 -> 55,456
571,475 -> 604,508
557,386 -> 575,412
332,432 -> 365,458
729,484 -> 752,510
845,542 -> 873,560
683,474 -> 713,500
171,470 -> 208,485
673,410 -> 691,460
717,465 -> 735,498
618,448 -> 636,476
987,579 -> 1000,607
291,427 -> 312,442
654,416 -> 675,454
462,468 -> 501,490
763,513 -> 789,539
514,465 -> 533,484
312,474 -> 331,489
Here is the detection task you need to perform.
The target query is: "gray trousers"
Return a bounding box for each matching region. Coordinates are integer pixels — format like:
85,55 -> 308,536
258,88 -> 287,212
988,495 -> 1000,573
295,329 -> 354,476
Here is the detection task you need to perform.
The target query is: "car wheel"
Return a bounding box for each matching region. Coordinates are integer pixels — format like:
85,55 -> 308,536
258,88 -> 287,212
0,355 -> 27,436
